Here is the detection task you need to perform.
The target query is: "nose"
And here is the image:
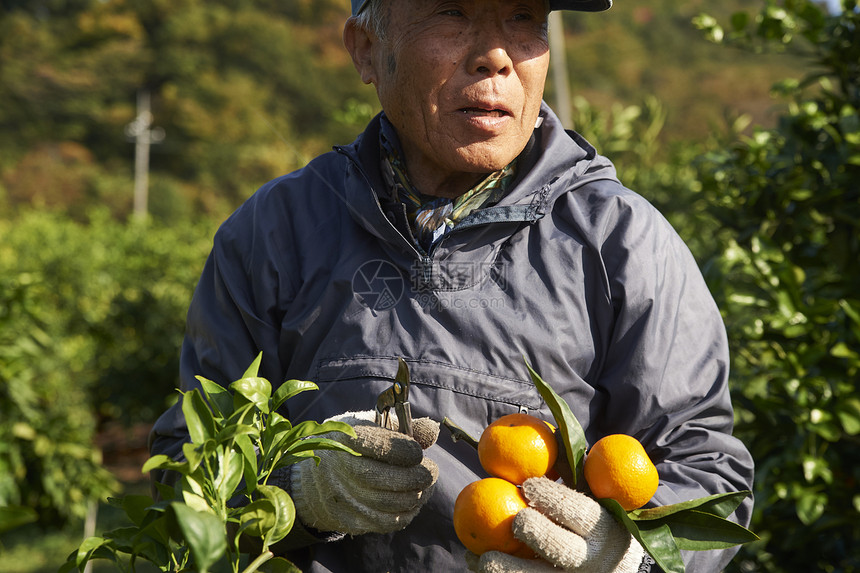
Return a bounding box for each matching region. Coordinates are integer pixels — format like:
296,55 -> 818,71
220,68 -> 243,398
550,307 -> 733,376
466,20 -> 513,77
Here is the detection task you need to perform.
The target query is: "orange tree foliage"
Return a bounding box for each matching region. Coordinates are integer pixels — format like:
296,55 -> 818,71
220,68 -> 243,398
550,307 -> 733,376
693,1 -> 860,570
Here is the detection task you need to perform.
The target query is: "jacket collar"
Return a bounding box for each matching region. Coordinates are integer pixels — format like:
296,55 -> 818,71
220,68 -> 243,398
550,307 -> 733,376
334,102 -> 619,249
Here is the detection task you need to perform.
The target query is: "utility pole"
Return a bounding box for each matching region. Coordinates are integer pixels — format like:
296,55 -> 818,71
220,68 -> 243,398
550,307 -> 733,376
548,11 -> 572,128
125,89 -> 164,220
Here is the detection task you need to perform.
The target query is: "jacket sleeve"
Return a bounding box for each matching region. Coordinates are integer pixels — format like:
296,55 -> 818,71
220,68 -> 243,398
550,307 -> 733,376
593,191 -> 755,572
148,183 -> 293,486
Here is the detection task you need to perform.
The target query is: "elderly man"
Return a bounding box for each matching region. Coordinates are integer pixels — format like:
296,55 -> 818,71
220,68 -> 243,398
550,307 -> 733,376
150,0 -> 754,571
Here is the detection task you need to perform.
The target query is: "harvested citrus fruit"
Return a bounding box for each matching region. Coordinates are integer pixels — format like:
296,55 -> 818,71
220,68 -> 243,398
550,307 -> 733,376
453,477 -> 533,557
583,434 -> 659,511
478,413 -> 558,485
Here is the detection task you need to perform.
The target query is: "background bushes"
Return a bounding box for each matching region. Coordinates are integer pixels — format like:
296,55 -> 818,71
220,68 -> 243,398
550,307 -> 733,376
0,211 -> 213,526
697,3 -> 860,568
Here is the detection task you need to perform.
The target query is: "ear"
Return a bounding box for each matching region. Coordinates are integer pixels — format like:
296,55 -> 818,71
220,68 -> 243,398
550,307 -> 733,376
343,18 -> 378,85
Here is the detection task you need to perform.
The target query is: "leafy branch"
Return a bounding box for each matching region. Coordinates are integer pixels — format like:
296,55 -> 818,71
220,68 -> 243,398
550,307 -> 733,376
525,362 -> 758,573
61,353 -> 357,573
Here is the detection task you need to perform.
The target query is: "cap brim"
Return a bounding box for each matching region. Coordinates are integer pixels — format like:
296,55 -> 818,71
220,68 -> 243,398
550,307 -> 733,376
352,0 -> 369,16
353,0 -> 611,17
550,0 -> 612,12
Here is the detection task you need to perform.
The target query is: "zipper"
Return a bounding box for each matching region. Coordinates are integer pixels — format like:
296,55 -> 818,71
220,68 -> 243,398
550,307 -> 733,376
420,255 -> 432,286
338,147 -> 426,261
337,145 -> 621,293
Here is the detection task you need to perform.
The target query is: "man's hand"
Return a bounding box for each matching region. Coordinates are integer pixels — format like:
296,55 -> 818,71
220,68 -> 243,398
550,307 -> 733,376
290,411 -> 439,535
470,477 -> 647,573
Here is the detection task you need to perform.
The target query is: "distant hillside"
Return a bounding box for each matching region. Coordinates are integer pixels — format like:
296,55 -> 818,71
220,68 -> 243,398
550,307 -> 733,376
552,0 -> 803,142
0,0 -> 807,219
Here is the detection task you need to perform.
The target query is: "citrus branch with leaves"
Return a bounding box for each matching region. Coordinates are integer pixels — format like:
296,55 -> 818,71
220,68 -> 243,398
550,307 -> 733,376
524,361 -> 758,573
61,353 -> 358,573
444,361 -> 758,572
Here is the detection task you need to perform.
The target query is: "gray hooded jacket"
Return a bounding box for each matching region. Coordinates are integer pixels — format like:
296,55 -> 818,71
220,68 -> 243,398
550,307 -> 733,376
150,103 -> 754,572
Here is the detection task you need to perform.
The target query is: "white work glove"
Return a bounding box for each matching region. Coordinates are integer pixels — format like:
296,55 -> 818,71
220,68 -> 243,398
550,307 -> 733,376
289,411 -> 439,535
470,477 -> 647,573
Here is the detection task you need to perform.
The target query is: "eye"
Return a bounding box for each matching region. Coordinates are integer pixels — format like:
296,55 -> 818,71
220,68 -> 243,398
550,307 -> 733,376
436,1 -> 466,17
509,1 -> 546,23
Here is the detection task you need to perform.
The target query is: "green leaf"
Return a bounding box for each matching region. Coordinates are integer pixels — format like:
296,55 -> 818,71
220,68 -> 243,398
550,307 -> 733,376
836,398 -> 860,435
153,481 -> 177,502
138,511 -> 172,549
631,491 -> 752,521
268,410 -> 292,430
281,436 -> 360,458
169,502 -> 227,573
239,499 -> 277,537
121,495 -> 157,527
181,440 -> 212,474
257,484 -> 296,546
796,490 -> 826,525
259,556 -> 303,573
524,360 -> 587,487
235,433 -> 259,495
275,452 -> 319,470
840,299 -> 860,327
600,498 -> 686,573
663,509 -> 760,550
183,388 -> 217,444
103,526 -> 142,552
216,423 -> 260,444
70,537 -> 117,571
730,11 -> 750,32
197,376 -> 235,419
692,491 -> 752,519
0,505 -> 37,534
214,447 -> 245,504
272,379 -> 319,411
809,419 -> 841,442
243,352 -> 264,378
142,454 -> 188,474
181,489 -> 214,515
802,455 -> 833,484
231,376 -> 272,414
181,472 -> 214,514
278,420 -> 356,447
260,414 -> 295,456
636,521 -> 687,573
124,535 -> 171,568
226,401 -> 259,427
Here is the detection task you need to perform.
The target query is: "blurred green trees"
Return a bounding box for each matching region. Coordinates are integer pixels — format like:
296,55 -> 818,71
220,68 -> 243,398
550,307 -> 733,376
693,1 -> 860,570
1,269 -> 117,528
0,211 -> 213,529
0,0 -> 375,219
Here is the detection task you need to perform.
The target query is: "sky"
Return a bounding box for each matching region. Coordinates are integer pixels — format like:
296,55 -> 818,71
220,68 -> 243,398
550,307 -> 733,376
824,0 -> 843,12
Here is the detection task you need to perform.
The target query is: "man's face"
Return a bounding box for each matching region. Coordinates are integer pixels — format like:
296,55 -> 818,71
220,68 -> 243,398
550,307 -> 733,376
355,0 -> 550,194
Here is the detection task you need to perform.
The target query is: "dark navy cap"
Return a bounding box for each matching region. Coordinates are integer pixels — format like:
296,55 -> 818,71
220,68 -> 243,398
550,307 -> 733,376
350,0 -> 612,16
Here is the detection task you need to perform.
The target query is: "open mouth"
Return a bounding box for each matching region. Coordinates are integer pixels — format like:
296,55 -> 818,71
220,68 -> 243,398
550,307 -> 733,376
460,107 -> 510,118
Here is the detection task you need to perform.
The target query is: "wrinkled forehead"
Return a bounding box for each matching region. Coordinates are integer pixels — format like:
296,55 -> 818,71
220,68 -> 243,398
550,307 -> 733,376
350,0 -> 611,16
